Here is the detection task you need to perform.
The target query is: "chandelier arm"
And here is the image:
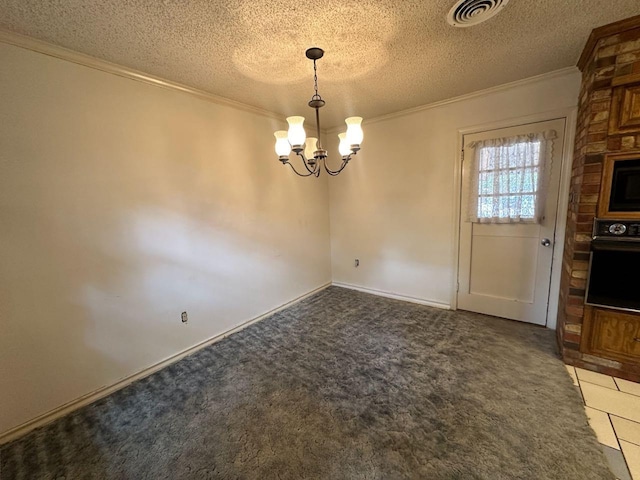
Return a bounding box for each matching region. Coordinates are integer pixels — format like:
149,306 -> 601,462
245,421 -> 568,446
323,154 -> 352,176
293,151 -> 318,174
324,165 -> 346,176
284,161 -> 316,177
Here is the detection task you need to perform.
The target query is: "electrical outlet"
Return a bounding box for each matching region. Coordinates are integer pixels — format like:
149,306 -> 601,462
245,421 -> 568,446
354,259 -> 360,267
181,311 -> 188,323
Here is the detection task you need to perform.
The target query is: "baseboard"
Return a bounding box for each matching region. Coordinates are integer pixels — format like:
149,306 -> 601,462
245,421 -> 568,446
0,282 -> 331,445
332,282 -> 450,310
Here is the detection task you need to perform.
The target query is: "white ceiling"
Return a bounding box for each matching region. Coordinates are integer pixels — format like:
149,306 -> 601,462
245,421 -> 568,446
1,1 -> 640,128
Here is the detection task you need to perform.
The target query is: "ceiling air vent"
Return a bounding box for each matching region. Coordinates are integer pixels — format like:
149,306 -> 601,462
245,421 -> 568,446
446,0 -> 510,28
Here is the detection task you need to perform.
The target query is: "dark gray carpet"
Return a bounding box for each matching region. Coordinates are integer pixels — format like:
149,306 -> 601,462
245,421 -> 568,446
1,286 -> 614,479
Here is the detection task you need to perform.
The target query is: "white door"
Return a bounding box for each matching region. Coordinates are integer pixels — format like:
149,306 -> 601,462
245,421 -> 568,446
457,119 -> 565,325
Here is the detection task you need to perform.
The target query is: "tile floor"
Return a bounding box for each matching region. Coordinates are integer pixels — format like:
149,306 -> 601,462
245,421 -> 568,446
565,365 -> 640,480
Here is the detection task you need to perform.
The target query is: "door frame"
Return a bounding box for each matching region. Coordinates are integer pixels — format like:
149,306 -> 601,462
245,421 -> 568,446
450,107 -> 578,329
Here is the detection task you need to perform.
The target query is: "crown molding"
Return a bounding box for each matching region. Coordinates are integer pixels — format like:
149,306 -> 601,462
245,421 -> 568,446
0,29 -> 578,139
327,66 -> 579,133
0,28 -> 284,122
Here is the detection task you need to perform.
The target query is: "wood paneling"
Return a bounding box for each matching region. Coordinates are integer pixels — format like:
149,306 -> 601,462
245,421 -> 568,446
582,306 -> 640,363
609,82 -> 640,136
619,85 -> 640,130
612,73 -> 640,88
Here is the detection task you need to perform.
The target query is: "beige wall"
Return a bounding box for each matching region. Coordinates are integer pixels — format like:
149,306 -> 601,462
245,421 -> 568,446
0,43 -> 331,435
0,39 -> 584,438
328,70 -> 581,310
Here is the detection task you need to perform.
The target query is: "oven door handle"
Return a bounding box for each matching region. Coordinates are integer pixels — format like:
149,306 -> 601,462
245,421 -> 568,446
591,240 -> 640,252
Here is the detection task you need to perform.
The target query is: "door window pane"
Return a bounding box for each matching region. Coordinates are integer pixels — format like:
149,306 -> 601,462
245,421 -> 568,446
476,141 -> 541,221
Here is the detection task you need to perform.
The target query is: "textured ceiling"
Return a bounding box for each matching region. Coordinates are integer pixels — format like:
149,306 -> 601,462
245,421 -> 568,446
1,1 -> 640,128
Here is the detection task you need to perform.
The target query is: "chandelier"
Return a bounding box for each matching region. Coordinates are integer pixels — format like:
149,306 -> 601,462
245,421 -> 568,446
273,47 -> 364,177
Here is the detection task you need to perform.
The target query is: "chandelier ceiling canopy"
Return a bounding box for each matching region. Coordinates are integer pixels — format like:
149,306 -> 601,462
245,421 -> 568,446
273,47 -> 363,177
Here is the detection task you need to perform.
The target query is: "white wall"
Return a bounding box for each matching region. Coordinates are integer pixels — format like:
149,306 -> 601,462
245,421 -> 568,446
0,38 -> 582,438
328,70 -> 581,309
0,43 -> 331,436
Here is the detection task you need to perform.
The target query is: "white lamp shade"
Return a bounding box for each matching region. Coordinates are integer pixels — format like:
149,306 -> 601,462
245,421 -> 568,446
274,131 -> 291,157
286,116 -> 306,147
345,116 -> 364,145
338,133 -> 351,156
304,137 -> 318,159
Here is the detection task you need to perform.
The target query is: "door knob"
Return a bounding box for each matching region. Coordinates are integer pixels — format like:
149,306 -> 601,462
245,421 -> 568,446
541,238 -> 551,247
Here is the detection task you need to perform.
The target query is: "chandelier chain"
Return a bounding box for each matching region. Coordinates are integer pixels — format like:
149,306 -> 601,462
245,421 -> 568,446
312,59 -> 321,101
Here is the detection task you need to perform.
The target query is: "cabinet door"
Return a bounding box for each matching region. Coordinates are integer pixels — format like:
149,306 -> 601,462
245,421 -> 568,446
582,307 -> 640,363
609,81 -> 640,135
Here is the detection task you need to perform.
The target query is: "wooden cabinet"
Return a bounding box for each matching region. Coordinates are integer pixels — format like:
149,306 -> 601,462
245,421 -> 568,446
609,77 -> 640,136
581,306 -> 640,364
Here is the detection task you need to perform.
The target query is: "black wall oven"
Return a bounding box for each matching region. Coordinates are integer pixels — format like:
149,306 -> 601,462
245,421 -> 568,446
586,219 -> 640,312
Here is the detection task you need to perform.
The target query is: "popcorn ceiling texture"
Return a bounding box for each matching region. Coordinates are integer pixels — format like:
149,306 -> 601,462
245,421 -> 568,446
1,0 -> 640,128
